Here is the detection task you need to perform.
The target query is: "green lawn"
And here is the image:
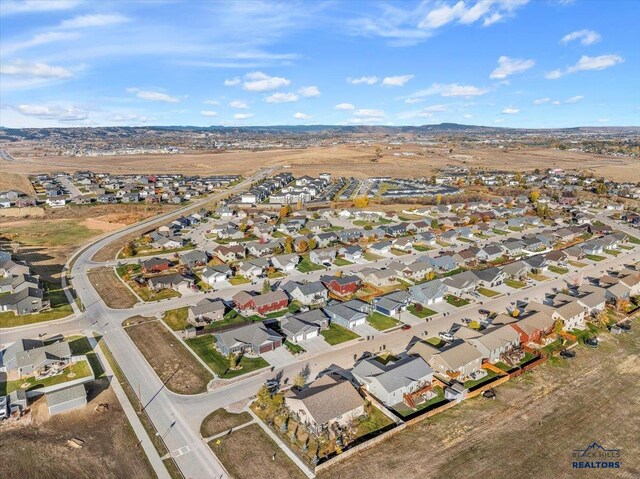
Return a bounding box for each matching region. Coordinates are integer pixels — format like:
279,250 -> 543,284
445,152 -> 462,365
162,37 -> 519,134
333,257 -> 354,266
627,235 -> 640,245
0,360 -> 92,396
505,279 -> 526,289
492,229 -> 509,235
367,312 -> 401,331
605,249 -> 621,256
284,340 -> 306,355
477,287 -> 501,297
229,276 -> 251,285
0,281 -> 73,328
66,335 -> 105,378
568,260 -> 588,268
363,252 -> 383,261
354,405 -> 395,438
586,254 -> 606,262
408,304 -> 437,318
185,335 -> 269,379
134,285 -> 181,302
296,255 -> 324,272
527,272 -> 550,282
445,295 -> 470,307
463,369 -> 498,389
425,337 -> 445,347
163,307 -> 190,331
413,244 -> 434,252
202,314 -> 251,332
393,386 -> 446,417
200,408 -> 253,438
320,323 -> 360,345
548,265 -> 569,275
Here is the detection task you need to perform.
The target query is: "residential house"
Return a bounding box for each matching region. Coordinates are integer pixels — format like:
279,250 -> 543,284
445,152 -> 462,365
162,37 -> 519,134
323,299 -> 368,329
473,267 -> 505,288
284,375 -> 365,435
0,339 -> 71,378
443,271 -> 478,296
409,340 -> 484,380
339,245 -> 363,262
188,298 -> 226,326
509,310 -> 555,345
552,300 -> 587,331
271,253 -> 300,273
372,291 -> 410,316
279,310 -> 328,343
309,248 -> 337,266
468,326 -> 521,363
352,356 -> 433,406
0,287 -> 44,315
282,281 -> 328,306
200,264 -> 233,286
214,322 -> 282,356
181,250 -> 209,269
141,257 -> 171,274
232,290 -> 289,316
212,244 -> 246,262
321,275 -> 361,297
408,279 -> 447,306
147,274 -> 195,293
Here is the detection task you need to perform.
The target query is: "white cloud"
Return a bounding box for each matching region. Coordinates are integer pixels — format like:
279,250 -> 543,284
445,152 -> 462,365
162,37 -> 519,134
347,76 -> 379,85
335,103 -> 355,110
494,118 -> 504,123
200,110 -> 218,117
552,100 -> 561,105
346,117 -> 385,124
561,29 -> 601,46
565,95 -> 584,104
416,0 -> 528,30
409,83 -> 489,99
14,103 -> 88,122
59,14 -> 130,29
126,88 -> 180,103
298,86 -> 320,97
404,98 -> 423,104
546,54 -> 624,79
502,107 -> 519,114
1,60 -> 73,79
420,1 -> 467,29
229,100 -> 249,109
1,0 -> 81,15
354,108 -> 384,117
265,92 -> 298,103
243,71 -> 290,91
2,31 -> 80,55
598,118 -> 610,123
463,114 -> 473,119
533,97 -> 551,104
293,112 -> 311,119
381,74 -> 414,86
107,113 -> 155,123
489,55 -> 535,79
203,100 -> 220,105
234,113 -> 253,120
224,77 -> 241,86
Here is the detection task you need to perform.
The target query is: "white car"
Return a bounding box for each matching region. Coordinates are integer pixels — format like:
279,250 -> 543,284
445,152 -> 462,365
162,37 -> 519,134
439,332 -> 455,342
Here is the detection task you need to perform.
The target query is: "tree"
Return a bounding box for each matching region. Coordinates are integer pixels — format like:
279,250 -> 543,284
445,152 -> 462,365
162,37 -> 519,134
279,205 -> 291,218
256,384 -> 271,407
469,320 -> 481,330
228,353 -> 238,369
123,241 -> 136,257
529,190 -> 540,203
594,310 -> 610,329
296,240 -> 309,253
353,195 -> 369,208
430,175 -> 437,185
553,319 -> 564,335
435,193 -> 442,205
293,373 -> 306,389
511,308 -> 520,318
284,236 -> 294,254
430,218 -> 439,229
262,279 -> 271,294
616,298 -> 630,313
425,271 -> 436,281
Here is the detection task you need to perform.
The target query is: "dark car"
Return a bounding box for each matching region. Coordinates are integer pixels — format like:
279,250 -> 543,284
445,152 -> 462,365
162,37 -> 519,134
478,309 -> 490,315
401,324 -> 412,331
584,337 -> 599,348
560,349 -> 576,359
482,388 -> 496,399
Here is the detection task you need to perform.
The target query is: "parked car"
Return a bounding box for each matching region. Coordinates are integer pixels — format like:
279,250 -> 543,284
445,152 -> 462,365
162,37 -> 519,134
584,337 -> 599,348
560,349 -> 576,359
401,324 -> 412,331
439,332 -> 455,342
265,379 -> 279,391
482,388 -> 496,400
478,309 -> 490,315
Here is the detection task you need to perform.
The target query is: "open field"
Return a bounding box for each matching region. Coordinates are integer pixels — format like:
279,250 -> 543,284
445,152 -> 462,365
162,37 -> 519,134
320,319 -> 640,479
3,144 -> 639,182
208,423 -> 306,479
124,317 -> 212,394
0,380 -> 154,479
87,267 -> 138,309
200,408 -> 253,438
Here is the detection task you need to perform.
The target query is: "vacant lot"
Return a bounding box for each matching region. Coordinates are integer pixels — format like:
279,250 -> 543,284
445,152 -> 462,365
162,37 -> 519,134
321,319 -> 640,479
209,423 -> 306,479
0,380 -> 154,479
124,318 -> 212,394
88,267 -> 138,309
200,408 -> 253,438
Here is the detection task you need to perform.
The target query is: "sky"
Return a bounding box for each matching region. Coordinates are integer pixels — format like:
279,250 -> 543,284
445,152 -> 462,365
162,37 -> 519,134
1,0 -> 639,128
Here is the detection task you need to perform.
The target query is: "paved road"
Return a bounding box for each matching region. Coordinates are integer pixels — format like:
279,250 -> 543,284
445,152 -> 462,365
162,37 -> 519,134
2,198 -> 639,479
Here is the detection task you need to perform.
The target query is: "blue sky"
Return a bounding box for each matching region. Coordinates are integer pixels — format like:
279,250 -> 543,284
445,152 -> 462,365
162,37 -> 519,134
1,0 -> 638,128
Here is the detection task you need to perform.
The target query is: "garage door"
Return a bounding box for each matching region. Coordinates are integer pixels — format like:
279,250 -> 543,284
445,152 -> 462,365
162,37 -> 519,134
354,317 -> 366,327
305,330 -> 318,340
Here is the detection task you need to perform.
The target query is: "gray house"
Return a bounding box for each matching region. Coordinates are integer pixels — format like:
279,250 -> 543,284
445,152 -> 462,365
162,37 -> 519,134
323,299 -> 368,330
188,298 -> 226,326
279,310 -> 328,343
409,279 -> 447,306
46,384 -> 87,416
0,287 -> 44,315
214,323 -> 282,356
1,339 -> 71,378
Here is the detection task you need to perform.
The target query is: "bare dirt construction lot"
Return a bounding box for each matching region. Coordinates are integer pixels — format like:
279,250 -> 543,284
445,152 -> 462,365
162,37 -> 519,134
123,317 -> 213,394
0,203 -> 178,282
3,143 -> 638,182
87,267 -> 138,309
321,320 -> 640,479
209,422 -> 306,479
0,379 -> 154,479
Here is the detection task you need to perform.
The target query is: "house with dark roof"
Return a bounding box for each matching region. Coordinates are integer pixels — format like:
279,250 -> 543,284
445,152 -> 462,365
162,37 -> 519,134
473,267 -> 505,288
181,250 -> 209,269
323,299 -> 368,329
279,310 -> 328,343
320,275 -> 361,297
188,298 -> 226,326
141,257 -> 171,274
0,287 -> 44,315
1,339 -> 72,378
408,279 -> 447,306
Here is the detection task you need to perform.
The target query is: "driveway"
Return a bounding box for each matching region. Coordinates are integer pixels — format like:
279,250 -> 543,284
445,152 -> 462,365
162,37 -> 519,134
299,335 -> 333,355
262,348 -> 297,368
354,323 -> 381,338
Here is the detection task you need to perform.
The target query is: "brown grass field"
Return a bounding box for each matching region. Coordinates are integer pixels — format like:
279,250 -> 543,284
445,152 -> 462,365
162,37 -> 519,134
2,144 -> 638,182
124,318 -> 213,394
0,379 -> 154,479
209,423 -> 306,479
87,267 -> 138,309
200,408 -> 253,438
320,319 -> 640,479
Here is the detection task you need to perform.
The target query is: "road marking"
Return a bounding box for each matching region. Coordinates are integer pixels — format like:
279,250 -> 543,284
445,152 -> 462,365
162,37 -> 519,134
171,445 -> 191,457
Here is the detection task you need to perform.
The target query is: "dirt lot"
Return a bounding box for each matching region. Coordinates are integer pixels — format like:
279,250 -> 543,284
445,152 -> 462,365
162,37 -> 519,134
209,423 -> 306,479
124,318 -> 213,394
3,144 -> 638,182
321,320 -> 640,479
87,267 -> 138,309
0,379 -> 154,479
0,203 -> 177,281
